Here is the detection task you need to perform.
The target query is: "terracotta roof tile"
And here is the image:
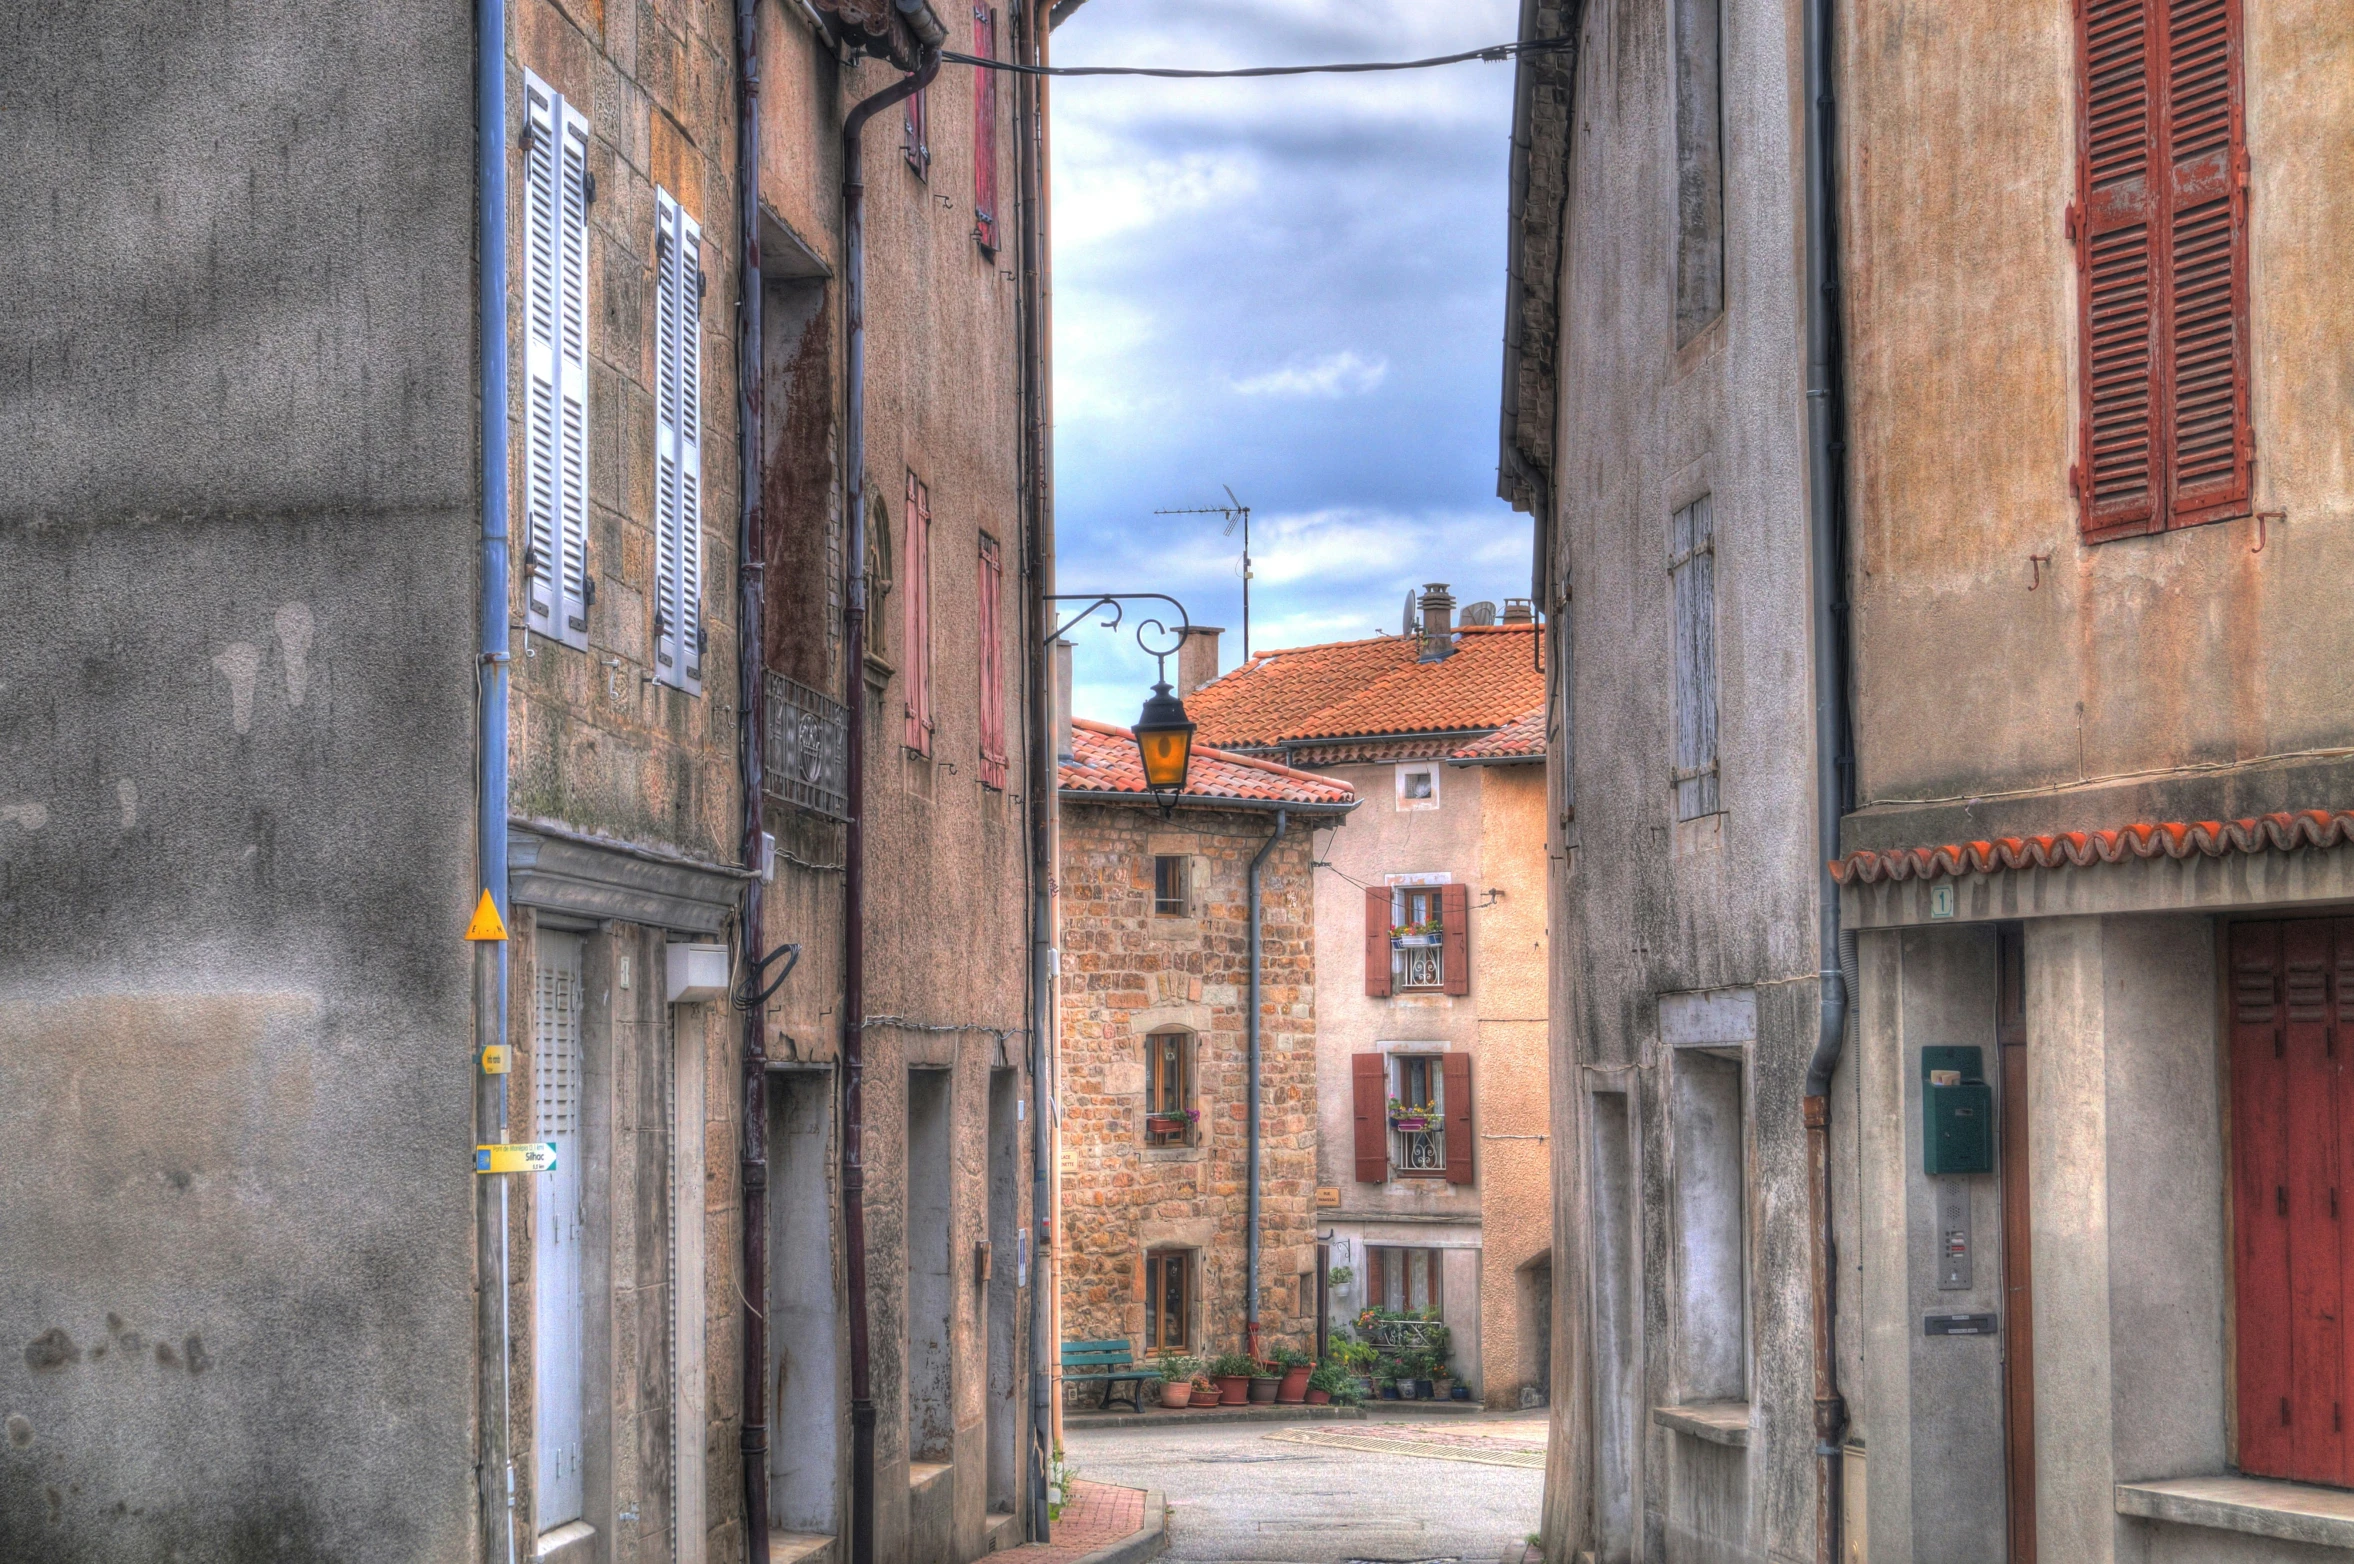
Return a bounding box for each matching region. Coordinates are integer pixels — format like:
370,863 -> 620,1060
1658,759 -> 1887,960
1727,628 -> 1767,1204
1830,809 -> 2354,885
1058,719 -> 1356,810
1449,705 -> 1546,762
1185,624 -> 1545,749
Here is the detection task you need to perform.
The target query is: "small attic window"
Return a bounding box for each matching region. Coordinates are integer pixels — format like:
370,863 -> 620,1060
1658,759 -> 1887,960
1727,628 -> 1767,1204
1397,767 -> 1439,811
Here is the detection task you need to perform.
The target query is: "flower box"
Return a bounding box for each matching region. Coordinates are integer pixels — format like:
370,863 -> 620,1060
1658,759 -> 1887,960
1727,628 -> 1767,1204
1145,1115 -> 1188,1136
1390,932 -> 1442,949
1388,1115 -> 1431,1132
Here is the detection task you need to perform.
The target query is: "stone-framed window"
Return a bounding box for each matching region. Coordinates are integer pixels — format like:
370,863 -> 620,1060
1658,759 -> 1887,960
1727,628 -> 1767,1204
1366,1245 -> 1444,1314
1390,1053 -> 1447,1175
1145,1030 -> 1194,1147
1145,1249 -> 1194,1351
1152,854 -> 1189,916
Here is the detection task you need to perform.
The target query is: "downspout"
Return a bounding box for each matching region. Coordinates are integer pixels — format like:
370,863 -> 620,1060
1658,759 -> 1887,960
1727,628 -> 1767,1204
1799,0 -> 1854,1552
732,1 -> 770,1560
474,0 -> 518,1558
1245,809 -> 1290,1361
1014,0 -> 1057,1542
841,40 -> 943,1564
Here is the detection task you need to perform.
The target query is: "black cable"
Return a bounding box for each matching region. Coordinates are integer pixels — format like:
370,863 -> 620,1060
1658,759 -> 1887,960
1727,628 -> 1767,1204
939,36 -> 1575,80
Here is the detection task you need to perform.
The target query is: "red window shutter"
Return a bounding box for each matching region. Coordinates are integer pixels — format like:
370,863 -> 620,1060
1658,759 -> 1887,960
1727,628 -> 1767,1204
1364,887 -> 1392,998
971,7 -> 1000,252
1440,883 -> 1471,996
1442,1053 -> 1474,1185
2159,0 -> 2250,526
2231,921 -> 2293,1478
1352,1053 -> 1388,1184
903,475 -> 933,755
977,533 -> 1006,788
2281,921 -> 2346,1483
2075,0 -> 2161,539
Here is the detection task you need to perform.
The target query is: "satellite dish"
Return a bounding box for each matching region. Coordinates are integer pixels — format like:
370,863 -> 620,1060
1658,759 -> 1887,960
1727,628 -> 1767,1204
1402,590 -> 1419,637
1460,601 -> 1498,627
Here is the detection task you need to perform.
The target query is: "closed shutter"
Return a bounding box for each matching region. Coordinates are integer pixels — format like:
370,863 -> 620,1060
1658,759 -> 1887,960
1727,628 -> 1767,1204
653,191 -> 705,695
972,7 -> 1000,252
2074,0 -> 2249,539
533,934 -> 587,1527
903,80 -> 930,178
1352,1053 -> 1388,1183
903,475 -> 933,754
522,75 -> 592,649
978,533 -> 1006,787
1441,883 -> 1471,997
1363,886 -> 1392,998
1442,1052 -> 1474,1185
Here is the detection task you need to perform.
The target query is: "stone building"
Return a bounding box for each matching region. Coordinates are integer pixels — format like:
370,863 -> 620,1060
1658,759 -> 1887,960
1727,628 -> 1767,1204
1183,597 -> 1554,1407
1054,719 -> 1354,1379
1,3 -> 1064,1563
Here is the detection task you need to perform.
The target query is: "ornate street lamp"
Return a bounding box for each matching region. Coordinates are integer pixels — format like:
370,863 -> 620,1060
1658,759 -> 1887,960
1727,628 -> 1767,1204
1046,591 -> 1199,815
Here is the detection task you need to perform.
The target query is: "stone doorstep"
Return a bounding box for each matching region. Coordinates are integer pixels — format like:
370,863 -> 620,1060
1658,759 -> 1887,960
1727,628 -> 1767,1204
767,1534 -> 834,1564
2116,1474 -> 2354,1550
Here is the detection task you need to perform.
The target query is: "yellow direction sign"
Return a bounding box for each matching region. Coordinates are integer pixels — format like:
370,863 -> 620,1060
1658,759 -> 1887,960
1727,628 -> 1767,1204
475,1142 -> 556,1174
465,891 -> 509,942
480,1044 -> 510,1075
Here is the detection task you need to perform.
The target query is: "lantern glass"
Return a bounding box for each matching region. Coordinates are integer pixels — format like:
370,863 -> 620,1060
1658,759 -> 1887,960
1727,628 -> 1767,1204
1132,680 -> 1196,795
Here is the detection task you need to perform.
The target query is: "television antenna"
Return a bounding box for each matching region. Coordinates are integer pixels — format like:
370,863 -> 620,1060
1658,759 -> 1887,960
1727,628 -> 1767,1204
1153,485 -> 1254,659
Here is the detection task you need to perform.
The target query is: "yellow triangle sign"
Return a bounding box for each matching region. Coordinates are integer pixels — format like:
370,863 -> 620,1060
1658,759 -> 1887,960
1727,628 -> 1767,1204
464,890 -> 509,942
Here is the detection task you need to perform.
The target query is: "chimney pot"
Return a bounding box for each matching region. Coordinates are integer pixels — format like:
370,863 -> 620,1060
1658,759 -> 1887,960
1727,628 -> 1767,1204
1417,584 -> 1456,661
1176,626 -> 1224,698
1502,597 -> 1534,624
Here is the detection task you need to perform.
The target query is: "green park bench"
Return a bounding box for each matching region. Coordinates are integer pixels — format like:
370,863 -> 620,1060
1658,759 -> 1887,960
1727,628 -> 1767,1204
1060,1338 -> 1159,1413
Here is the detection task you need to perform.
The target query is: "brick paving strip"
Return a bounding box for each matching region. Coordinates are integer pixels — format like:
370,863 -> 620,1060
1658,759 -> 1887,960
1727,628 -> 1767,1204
1258,1422 -> 1549,1470
1002,1479 -> 1152,1562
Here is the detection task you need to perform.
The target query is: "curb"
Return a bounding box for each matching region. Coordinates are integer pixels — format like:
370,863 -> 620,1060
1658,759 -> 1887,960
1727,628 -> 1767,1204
1068,1489 -> 1168,1564
1066,1404 -> 1366,1431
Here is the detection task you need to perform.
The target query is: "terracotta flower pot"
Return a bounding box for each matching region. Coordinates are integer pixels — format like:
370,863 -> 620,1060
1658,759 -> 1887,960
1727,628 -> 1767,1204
1304,1387 -> 1331,1406
1277,1366 -> 1311,1403
1248,1376 -> 1280,1404
1159,1379 -> 1193,1408
1217,1374 -> 1249,1406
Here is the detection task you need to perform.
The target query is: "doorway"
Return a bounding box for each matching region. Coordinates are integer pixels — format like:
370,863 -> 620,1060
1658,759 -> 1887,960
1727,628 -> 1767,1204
768,1069 -> 839,1538
1997,926 -> 2036,1563
986,1069 -> 1019,1515
907,1069 -> 955,1464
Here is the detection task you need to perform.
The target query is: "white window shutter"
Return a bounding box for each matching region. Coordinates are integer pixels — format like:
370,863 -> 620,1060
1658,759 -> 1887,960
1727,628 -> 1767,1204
653,190 -> 704,694
532,935 -> 587,1528
521,74 -> 591,651
554,97 -> 592,647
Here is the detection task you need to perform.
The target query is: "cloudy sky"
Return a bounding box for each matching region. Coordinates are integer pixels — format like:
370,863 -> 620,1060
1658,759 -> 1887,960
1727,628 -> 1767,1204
1047,0 -> 1531,724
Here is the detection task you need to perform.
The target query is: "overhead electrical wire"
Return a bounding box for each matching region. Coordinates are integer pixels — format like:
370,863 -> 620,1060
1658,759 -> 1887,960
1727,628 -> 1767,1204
939,36 -> 1575,79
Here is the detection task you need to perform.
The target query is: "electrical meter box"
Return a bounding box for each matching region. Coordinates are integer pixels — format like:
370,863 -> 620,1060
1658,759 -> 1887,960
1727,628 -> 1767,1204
1922,1045 -> 1994,1176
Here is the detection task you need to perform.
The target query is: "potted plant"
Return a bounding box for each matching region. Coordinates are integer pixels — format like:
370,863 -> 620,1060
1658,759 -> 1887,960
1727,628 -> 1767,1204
1154,1352 -> 1195,1408
1144,1112 -> 1185,1136
1390,917 -> 1442,948
1386,1097 -> 1435,1132
1430,1369 -> 1455,1401
1305,1364 -> 1345,1406
1271,1345 -> 1313,1404
1190,1370 -> 1221,1407
1208,1352 -> 1256,1406
1248,1360 -> 1282,1403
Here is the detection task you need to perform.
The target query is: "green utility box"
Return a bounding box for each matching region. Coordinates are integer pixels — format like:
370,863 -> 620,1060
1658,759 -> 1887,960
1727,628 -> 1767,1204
1922,1045 -> 1994,1176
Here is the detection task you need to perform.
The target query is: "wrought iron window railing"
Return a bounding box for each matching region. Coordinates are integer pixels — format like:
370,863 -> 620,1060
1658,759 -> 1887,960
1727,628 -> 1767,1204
1392,1124 -> 1445,1174
763,672 -> 849,821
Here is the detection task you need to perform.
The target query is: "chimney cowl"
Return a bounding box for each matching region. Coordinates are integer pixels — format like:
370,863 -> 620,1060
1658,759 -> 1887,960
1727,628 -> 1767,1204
1417,584 -> 1456,661
1502,597 -> 1534,624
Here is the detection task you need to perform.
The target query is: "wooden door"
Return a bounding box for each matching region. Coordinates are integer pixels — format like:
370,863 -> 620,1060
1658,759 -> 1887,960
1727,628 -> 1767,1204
1997,927 -> 2037,1562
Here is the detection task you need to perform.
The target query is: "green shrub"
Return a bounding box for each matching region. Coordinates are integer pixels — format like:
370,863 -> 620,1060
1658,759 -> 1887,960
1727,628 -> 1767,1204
1207,1351 -> 1257,1379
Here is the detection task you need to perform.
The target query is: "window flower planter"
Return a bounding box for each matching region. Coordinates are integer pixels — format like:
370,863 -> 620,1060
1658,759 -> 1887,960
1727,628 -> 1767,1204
1145,1114 -> 1188,1136
1390,932 -> 1442,949
1388,1115 -> 1431,1133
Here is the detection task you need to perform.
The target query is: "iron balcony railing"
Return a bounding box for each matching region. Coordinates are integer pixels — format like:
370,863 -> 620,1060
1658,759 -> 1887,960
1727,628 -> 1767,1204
763,672 -> 849,821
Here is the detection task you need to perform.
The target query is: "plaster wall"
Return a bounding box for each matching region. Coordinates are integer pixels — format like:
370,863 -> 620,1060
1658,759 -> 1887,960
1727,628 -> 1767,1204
0,3 -> 480,1560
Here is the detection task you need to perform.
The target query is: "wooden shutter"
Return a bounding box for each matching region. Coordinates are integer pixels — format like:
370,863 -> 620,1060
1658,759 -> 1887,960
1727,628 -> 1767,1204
2075,0 -> 2249,539
1363,886 -> 1392,998
1443,1052 -> 1474,1185
533,934 -> 587,1526
978,533 -> 1006,787
972,7 -> 1000,252
1352,1053 -> 1388,1183
903,476 -> 932,754
522,75 -> 591,649
1441,883 -> 1471,996
654,191 -> 704,694
903,82 -> 930,178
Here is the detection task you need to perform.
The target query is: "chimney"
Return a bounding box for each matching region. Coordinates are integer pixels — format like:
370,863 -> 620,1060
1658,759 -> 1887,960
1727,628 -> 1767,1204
1176,625 -> 1224,697
1417,583 -> 1456,661
1502,597 -> 1534,624
1054,639 -> 1075,764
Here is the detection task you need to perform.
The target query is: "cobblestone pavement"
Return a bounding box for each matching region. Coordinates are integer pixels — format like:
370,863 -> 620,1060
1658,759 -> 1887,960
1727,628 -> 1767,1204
1003,1479 -> 1149,1561
1065,1412 -> 1547,1563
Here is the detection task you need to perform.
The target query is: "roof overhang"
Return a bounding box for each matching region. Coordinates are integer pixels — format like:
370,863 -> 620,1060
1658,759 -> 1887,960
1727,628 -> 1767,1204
1056,789 -> 1358,818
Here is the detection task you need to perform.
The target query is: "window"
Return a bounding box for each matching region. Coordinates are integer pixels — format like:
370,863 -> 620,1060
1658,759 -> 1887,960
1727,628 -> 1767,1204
533,933 -> 587,1527
1670,497 -> 1719,821
653,190 -> 705,694
1144,1251 -> 1193,1351
1145,1030 -> 1193,1147
1366,1247 -> 1444,1315
902,473 -> 933,755
2229,919 -> 2354,1485
1391,1054 -> 1447,1174
977,533 -> 1006,787
520,72 -> 592,651
2074,0 -> 2251,540
1351,1050 -> 1473,1184
1152,855 -> 1188,916
1396,766 -> 1439,811
902,78 -> 930,179
1673,0 -> 1724,343
971,6 -> 1001,252
1364,882 -> 1470,997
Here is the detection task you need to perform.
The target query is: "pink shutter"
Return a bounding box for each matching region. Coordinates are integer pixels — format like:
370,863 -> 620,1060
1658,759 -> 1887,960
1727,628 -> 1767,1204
903,475 -> 933,755
1440,883 -> 1471,996
1364,887 -> 1392,998
1442,1053 -> 1474,1185
1352,1054 -> 1388,1184
971,7 -> 1001,252
978,533 -> 1007,787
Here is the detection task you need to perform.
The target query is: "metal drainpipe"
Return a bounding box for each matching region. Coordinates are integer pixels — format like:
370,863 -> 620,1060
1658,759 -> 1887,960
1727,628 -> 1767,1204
840,43 -> 943,1564
1245,809 -> 1289,1361
732,0 -> 770,1559
474,0 -> 518,1557
1799,0 -> 1854,1551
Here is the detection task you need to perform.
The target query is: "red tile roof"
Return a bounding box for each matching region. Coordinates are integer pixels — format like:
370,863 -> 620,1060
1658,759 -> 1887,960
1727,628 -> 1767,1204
1830,809 -> 2354,886
1059,718 -> 1357,811
1184,624 -> 1545,749
1449,705 -> 1546,763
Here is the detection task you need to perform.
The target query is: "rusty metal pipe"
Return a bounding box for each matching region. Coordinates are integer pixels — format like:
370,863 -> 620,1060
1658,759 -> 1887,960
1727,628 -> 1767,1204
841,46 -> 942,1564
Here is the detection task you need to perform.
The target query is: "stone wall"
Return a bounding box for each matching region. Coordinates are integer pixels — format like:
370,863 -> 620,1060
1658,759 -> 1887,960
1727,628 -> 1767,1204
1057,802 -> 1320,1374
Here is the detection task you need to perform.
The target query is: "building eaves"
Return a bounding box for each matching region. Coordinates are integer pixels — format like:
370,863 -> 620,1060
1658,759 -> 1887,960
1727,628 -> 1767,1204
1057,718 -> 1358,814
1828,809 -> 2354,886
1447,705 -> 1546,766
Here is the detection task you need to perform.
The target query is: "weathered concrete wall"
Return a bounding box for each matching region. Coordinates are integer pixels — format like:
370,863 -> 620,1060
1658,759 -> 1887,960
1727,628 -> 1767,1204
1057,803 -> 1320,1363
0,3 -> 480,1560
1838,0 -> 2354,837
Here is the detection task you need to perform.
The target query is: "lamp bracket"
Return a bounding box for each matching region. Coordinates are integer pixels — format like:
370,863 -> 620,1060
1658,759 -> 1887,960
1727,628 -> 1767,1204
1044,592 -> 1194,672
